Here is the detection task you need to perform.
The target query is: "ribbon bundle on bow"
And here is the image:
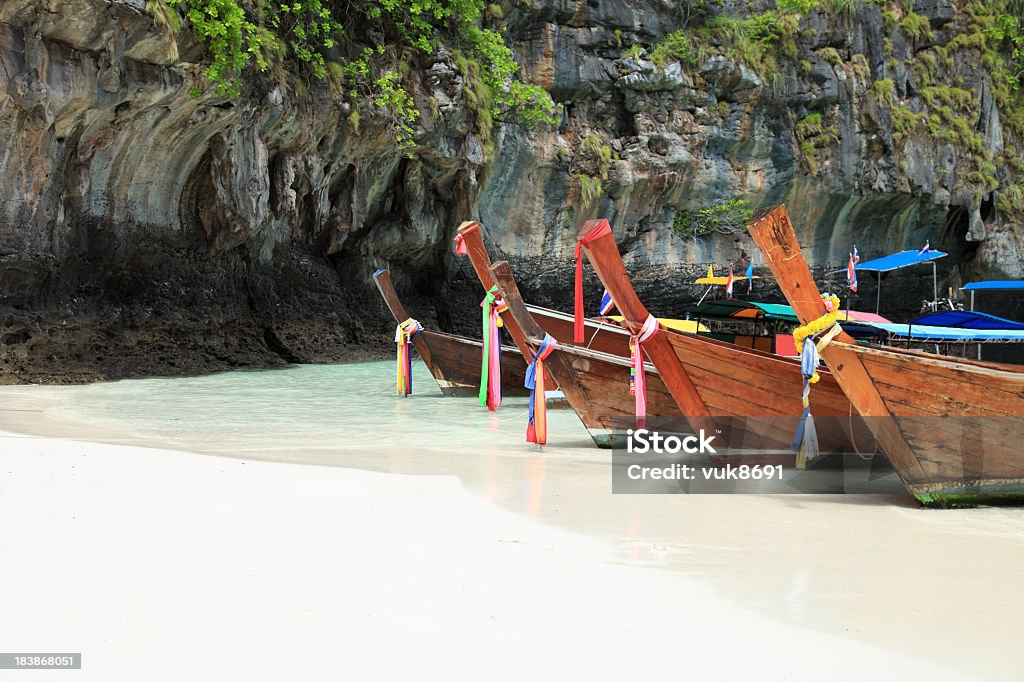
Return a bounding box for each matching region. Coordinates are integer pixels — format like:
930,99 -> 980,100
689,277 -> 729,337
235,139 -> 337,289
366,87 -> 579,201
480,285 -> 508,411
454,221 -> 480,256
395,318 -> 422,396
629,315 -> 660,430
525,334 -> 558,445
574,220 -> 613,343
790,294 -> 843,467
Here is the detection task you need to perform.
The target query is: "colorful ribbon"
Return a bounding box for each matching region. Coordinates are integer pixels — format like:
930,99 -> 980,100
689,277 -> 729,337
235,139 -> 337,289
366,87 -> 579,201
790,296 -> 843,467
480,285 -> 508,411
525,334 -> 558,445
454,221 -> 479,256
791,336 -> 820,467
395,318 -> 421,396
574,220 -> 613,343
629,315 -> 659,429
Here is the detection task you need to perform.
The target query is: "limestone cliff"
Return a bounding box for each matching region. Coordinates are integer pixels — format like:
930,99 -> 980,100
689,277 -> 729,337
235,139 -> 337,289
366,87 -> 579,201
1,0 -> 1022,381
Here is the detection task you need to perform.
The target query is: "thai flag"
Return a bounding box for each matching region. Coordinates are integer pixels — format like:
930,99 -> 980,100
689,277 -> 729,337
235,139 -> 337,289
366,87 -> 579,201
726,268 -> 734,300
918,240 -> 931,255
599,289 -> 615,315
847,245 -> 859,293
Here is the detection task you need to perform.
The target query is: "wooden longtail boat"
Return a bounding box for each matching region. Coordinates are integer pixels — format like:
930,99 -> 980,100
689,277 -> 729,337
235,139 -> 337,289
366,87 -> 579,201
455,221 -> 631,357
748,205 -> 1024,507
577,220 -> 866,459
454,220 -> 684,445
371,268 -> 529,397
489,260 -> 684,446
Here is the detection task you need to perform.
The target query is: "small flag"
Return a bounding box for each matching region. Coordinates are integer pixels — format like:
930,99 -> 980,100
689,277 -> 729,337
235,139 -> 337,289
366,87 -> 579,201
745,261 -> 753,290
726,267 -> 734,300
918,240 -> 931,255
599,289 -> 615,315
847,245 -> 859,293
707,265 -> 713,279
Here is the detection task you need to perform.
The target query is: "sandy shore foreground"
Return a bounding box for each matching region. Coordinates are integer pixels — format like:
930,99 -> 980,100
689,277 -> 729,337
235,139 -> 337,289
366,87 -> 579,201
0,426 -> 1007,682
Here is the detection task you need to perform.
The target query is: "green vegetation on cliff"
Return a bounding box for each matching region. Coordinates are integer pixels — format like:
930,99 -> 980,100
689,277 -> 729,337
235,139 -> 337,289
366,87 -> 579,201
155,0 -> 559,151
639,0 -> 1024,222
673,198 -> 753,239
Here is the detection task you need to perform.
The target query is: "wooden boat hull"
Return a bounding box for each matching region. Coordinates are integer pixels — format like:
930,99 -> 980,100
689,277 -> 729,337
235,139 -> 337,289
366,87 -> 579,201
528,306 -> 631,357
577,220 -> 869,466
372,269 -> 529,398
489,259 -> 681,447
455,220 -> 667,447
417,329 -> 530,398
661,331 -> 866,457
545,342 -> 683,447
748,205 -> 1024,507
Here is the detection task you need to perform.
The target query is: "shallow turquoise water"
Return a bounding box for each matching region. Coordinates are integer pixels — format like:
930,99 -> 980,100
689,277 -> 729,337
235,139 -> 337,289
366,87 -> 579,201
44,360 -> 600,462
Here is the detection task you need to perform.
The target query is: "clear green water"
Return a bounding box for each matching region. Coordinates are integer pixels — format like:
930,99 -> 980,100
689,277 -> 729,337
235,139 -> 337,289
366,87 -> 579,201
44,361 -> 601,463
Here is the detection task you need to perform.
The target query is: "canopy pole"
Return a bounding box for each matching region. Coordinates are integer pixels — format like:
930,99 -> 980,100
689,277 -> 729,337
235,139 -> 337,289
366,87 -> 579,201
971,290 -> 975,311
876,271 -> 882,315
932,261 -> 937,304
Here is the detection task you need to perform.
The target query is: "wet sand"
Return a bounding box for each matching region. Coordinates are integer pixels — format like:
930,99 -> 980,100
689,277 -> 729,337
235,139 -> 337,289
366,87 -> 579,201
1,363 -> 1022,680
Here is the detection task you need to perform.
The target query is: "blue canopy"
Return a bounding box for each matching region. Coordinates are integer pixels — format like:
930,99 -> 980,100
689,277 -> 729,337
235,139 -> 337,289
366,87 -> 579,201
912,310 -> 1024,330
849,322 -> 1024,342
855,249 -> 947,272
962,280 -> 1024,291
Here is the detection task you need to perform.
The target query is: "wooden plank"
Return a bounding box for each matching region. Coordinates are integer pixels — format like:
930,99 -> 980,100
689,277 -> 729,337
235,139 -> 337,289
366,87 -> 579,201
867,368 -> 1015,417
860,346 -> 1024,409
896,416 -> 1023,476
668,334 -> 853,415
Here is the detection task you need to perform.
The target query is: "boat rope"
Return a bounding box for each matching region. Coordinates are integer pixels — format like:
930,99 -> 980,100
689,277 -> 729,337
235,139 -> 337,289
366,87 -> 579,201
848,402 -> 878,461
574,221 -> 613,344
791,294 -> 842,467
453,222 -> 478,255
480,285 -> 508,411
525,334 -> 558,445
629,315 -> 659,430
395,318 -> 422,396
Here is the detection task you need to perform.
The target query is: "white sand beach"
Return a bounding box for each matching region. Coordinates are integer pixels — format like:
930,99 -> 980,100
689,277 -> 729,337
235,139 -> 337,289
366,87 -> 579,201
1,363 -> 1022,681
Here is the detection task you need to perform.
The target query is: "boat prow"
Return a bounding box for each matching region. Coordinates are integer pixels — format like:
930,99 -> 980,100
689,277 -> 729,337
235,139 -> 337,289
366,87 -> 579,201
748,205 -> 1024,507
371,268 -> 529,397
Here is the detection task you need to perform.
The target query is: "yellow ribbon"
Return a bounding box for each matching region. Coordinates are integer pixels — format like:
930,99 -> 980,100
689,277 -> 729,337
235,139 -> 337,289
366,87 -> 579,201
792,294 -> 841,384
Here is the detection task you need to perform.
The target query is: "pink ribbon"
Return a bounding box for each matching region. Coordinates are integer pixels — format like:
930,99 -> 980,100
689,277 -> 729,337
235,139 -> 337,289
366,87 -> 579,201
629,315 -> 659,429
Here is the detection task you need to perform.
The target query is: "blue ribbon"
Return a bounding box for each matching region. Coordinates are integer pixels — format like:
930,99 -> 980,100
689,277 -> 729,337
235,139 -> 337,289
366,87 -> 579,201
526,334 -> 556,427
791,337 -> 819,453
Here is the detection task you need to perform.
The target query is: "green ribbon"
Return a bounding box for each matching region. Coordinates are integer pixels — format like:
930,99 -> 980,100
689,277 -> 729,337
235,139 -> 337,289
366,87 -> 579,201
479,285 -> 501,407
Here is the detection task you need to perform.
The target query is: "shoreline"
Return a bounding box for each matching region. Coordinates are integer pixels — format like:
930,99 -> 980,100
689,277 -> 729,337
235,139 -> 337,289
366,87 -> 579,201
0,341 -> 394,386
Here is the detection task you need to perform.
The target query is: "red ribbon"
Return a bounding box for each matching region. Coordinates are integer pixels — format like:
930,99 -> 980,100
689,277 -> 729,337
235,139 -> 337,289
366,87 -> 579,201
454,222 -> 479,255
574,220 -> 613,344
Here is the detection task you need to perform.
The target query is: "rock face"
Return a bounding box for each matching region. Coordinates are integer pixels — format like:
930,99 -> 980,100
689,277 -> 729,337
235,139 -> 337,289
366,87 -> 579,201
0,0 -> 1021,381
